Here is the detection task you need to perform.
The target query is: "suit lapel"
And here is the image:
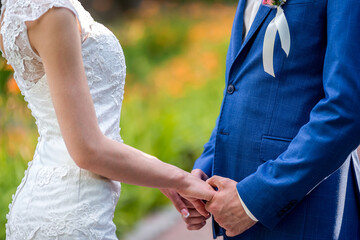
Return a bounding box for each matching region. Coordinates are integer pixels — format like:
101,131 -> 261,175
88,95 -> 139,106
227,0 -> 247,65
240,5 -> 272,53
227,4 -> 272,82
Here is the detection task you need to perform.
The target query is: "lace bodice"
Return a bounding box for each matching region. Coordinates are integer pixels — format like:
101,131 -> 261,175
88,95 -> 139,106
2,1 -> 125,239
0,0 -> 126,141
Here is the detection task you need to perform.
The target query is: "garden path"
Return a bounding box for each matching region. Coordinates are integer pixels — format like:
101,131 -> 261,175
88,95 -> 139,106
124,206 -> 224,240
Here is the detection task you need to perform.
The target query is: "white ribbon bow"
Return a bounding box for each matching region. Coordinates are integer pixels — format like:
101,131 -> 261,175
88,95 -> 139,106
262,6 -> 290,77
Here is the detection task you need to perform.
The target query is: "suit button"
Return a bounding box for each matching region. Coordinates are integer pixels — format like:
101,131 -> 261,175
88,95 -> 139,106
227,84 -> 235,94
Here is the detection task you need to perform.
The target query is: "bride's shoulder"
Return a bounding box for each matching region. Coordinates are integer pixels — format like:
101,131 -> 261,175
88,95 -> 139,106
0,0 -> 80,76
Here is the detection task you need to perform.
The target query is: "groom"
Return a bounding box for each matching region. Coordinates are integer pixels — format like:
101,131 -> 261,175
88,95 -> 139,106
165,0 -> 360,239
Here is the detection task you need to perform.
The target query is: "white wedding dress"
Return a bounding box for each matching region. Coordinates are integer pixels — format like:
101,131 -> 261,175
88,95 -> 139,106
1,0 -> 125,239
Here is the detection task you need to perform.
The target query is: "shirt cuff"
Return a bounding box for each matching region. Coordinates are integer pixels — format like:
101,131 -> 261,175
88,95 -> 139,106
237,190 -> 258,222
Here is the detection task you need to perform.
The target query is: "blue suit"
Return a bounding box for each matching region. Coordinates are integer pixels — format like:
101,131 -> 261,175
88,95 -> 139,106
193,0 -> 360,239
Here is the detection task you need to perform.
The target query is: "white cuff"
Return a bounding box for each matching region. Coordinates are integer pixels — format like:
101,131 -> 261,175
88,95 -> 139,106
237,190 -> 258,222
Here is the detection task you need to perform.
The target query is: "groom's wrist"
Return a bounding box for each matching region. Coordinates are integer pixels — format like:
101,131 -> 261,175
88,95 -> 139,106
236,189 -> 258,222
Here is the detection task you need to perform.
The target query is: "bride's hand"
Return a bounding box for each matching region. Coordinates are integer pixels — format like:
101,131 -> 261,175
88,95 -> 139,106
160,189 -> 210,230
175,173 -> 215,217
177,172 -> 215,200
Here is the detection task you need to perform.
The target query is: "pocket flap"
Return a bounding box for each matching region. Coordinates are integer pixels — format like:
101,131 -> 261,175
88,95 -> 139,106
260,135 -> 292,162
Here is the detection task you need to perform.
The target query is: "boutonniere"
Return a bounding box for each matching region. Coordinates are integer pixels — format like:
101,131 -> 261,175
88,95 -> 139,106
262,0 -> 291,77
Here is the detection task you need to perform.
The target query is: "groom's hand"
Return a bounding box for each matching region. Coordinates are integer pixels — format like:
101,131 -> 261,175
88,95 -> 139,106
206,176 -> 256,237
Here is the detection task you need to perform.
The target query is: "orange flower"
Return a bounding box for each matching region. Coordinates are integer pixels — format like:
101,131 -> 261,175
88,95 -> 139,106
7,77 -> 20,93
5,63 -> 13,71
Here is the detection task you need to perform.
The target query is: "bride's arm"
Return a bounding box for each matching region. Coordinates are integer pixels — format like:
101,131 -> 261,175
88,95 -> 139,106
26,8 -> 214,202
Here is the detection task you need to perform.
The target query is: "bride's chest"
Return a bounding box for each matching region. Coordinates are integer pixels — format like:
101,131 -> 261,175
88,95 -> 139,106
80,22 -> 126,87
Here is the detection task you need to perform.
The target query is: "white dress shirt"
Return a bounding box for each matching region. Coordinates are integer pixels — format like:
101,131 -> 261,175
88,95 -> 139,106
237,0 -> 261,222
243,0 -> 261,40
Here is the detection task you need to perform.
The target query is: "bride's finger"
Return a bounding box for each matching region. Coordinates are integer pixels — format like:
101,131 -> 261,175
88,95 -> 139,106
182,215 -> 207,225
186,221 -> 207,231
187,208 -> 207,218
190,199 -> 211,218
182,198 -> 197,208
160,189 -> 189,218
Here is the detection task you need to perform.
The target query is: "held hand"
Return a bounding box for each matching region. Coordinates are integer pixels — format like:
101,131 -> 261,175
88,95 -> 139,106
181,198 -> 211,230
205,176 -> 256,237
183,169 -> 212,224
181,169 -> 211,230
176,171 -> 215,202
191,169 -> 209,181
160,188 -> 191,218
161,188 -> 211,230
176,171 -> 215,218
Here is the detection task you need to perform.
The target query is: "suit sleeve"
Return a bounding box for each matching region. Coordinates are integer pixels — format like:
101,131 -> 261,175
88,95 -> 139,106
193,118 -> 219,177
236,0 -> 360,229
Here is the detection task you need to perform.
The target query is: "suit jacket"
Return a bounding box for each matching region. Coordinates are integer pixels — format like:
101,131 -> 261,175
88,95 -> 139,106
193,0 -> 360,239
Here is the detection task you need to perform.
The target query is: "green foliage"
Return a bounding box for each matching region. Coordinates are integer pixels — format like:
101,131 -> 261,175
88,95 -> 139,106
0,71 -> 11,97
0,59 -> 13,97
113,16 -> 191,84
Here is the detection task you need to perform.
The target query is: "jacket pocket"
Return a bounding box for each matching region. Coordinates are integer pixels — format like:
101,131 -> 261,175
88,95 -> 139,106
260,135 -> 292,162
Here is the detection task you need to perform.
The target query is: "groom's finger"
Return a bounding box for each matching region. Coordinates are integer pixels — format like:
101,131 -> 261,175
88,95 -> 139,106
207,175 -> 225,189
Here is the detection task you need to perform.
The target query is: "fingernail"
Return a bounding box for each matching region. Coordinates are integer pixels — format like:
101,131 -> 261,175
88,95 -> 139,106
181,209 -> 190,218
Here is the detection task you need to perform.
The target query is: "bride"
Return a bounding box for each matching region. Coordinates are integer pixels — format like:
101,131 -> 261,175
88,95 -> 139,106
0,0 -> 214,239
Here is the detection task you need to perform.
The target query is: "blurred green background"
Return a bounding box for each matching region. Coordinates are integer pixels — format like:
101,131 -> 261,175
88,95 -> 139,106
0,0 -> 237,239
